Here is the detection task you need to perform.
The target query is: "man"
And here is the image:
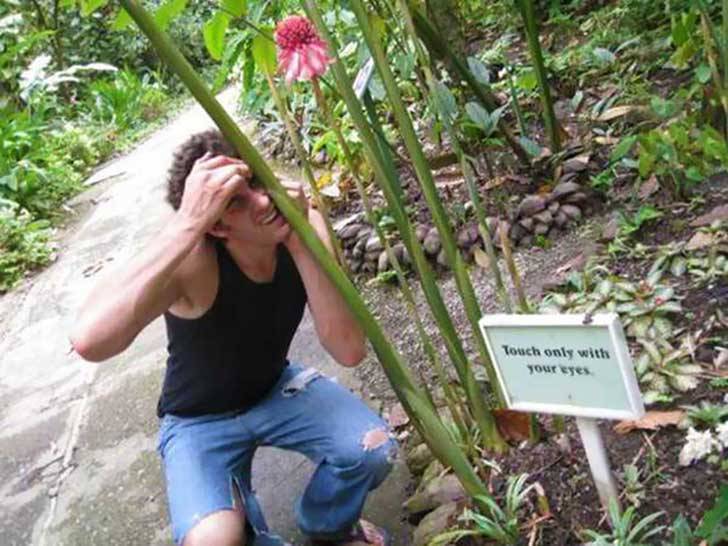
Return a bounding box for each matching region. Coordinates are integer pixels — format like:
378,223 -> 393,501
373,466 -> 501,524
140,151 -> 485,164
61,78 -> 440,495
71,129 -> 395,546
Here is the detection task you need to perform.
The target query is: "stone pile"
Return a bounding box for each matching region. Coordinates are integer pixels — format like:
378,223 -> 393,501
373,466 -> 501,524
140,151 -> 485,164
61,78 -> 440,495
335,181 -> 593,275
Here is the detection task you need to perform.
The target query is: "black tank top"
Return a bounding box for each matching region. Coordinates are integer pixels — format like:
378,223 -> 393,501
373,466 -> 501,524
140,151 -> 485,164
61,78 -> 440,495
157,242 -> 307,417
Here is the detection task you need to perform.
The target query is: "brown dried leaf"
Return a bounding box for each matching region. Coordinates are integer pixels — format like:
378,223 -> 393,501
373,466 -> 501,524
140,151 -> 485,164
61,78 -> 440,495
494,409 -> 532,441
473,246 -> 491,270
638,175 -> 659,199
386,403 -> 410,428
597,105 -> 639,121
686,231 -> 715,251
614,410 -> 685,434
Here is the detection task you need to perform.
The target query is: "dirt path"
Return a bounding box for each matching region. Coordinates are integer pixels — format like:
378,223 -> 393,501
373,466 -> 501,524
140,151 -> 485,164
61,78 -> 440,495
0,88 -> 410,546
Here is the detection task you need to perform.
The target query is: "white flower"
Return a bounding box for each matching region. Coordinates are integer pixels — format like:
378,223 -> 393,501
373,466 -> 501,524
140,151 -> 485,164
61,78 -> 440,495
678,427 -> 717,466
716,422 -> 728,449
19,54 -> 52,101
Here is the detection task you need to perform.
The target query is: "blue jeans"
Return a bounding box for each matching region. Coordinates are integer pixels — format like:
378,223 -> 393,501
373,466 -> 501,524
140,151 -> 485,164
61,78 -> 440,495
157,364 -> 397,545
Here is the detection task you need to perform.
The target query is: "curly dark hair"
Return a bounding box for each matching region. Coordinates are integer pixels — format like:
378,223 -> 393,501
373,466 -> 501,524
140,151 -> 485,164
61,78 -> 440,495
166,129 -> 240,210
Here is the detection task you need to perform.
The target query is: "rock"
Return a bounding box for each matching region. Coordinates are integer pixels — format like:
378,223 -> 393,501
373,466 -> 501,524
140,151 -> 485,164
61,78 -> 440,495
551,181 -> 582,200
509,223 -> 527,242
517,195 -> 547,218
412,502 -> 460,546
421,459 -> 446,486
406,443 -> 435,475
456,227 -> 472,248
423,228 -> 441,256
349,259 -> 363,273
599,216 -> 620,241
436,248 -> 448,267
535,222 -> 550,235
403,473 -> 467,514
554,210 -> 568,228
520,235 -> 534,247
415,224 -> 429,242
519,217 -> 535,232
561,204 -> 582,221
533,210 -> 553,225
333,212 -> 364,233
352,239 -> 366,258
690,204 -> 728,227
365,235 -> 384,253
377,251 -> 390,273
564,192 -> 588,204
392,243 -> 406,263
362,260 -> 376,273
338,223 -> 363,240
563,154 -> 590,173
365,250 -> 380,263
548,201 -> 560,214
356,226 -> 372,241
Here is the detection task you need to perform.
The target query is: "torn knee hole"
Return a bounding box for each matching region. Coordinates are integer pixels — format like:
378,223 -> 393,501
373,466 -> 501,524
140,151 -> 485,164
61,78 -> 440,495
361,428 -> 390,451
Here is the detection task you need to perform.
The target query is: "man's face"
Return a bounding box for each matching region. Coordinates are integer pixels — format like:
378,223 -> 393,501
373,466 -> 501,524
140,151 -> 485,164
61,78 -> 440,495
215,178 -> 291,245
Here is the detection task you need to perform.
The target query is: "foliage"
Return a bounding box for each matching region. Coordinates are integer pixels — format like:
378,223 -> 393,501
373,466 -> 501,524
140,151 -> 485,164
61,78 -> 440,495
0,205 -> 53,292
430,474 -> 533,545
582,499 -> 665,545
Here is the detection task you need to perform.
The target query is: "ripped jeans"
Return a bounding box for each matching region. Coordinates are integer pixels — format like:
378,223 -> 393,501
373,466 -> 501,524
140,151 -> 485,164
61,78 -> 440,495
157,364 -> 397,545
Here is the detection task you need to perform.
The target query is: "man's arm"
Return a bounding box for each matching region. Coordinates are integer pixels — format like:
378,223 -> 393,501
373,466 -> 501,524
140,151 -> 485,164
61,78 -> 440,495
285,200 -> 366,367
70,154 -> 251,362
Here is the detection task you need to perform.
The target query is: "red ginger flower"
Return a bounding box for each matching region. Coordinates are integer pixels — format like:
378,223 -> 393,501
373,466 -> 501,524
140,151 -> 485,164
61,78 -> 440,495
275,15 -> 332,84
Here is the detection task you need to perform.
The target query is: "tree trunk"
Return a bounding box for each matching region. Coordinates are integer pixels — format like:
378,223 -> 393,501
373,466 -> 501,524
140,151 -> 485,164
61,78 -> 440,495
425,0 -> 465,60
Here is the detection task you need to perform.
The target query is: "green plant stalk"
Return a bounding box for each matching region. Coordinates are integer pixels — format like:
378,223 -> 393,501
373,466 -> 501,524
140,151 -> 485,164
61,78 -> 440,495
514,0 -> 561,152
311,77 -> 472,439
410,7 -> 531,166
118,0 -> 493,500
302,0 -> 508,452
350,0 -> 508,412
497,220 -> 531,313
395,0 -> 514,315
262,72 -> 348,271
698,9 -> 728,138
508,70 -> 529,137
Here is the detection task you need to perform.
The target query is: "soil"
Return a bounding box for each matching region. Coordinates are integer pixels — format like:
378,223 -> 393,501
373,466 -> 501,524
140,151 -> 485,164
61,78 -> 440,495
337,173 -> 727,544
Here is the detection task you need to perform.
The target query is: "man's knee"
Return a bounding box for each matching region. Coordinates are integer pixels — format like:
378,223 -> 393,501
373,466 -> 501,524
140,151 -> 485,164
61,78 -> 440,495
359,428 -> 397,483
183,510 -> 246,546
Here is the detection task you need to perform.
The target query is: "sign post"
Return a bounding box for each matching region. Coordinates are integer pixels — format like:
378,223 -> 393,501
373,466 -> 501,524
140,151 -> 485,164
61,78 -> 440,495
478,313 -> 644,511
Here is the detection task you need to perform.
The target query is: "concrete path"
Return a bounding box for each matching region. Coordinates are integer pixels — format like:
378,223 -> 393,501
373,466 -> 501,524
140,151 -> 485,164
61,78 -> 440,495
0,89 -> 411,545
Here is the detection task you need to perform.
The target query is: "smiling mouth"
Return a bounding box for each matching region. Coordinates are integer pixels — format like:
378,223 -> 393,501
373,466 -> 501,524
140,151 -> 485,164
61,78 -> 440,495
260,207 -> 280,225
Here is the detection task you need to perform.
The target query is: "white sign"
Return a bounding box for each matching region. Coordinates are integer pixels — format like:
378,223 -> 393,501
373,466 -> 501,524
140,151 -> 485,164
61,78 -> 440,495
478,313 -> 644,420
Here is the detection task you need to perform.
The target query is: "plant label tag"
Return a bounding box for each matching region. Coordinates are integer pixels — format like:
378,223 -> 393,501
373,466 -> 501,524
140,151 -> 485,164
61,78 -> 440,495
478,313 -> 644,420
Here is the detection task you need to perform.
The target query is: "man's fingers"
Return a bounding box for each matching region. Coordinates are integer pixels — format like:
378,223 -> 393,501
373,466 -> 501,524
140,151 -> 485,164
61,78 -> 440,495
197,154 -> 247,171
208,164 -> 252,186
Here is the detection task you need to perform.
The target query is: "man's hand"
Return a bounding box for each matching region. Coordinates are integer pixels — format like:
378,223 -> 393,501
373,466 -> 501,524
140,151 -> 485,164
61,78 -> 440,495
177,153 -> 252,235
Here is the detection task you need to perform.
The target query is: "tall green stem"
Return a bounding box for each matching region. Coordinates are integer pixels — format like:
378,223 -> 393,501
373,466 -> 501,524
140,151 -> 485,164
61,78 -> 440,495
303,0 -> 508,452
312,77 -> 473,440
349,0 -> 507,411
118,0 -> 491,500
514,0 -> 561,152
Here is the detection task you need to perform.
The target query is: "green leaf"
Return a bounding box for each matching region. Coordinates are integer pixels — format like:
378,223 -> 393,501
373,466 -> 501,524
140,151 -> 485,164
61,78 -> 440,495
111,7 -> 133,30
516,70 -> 537,91
467,57 -> 490,85
221,0 -> 246,17
696,63 -> 712,84
466,102 -> 489,129
80,0 -> 107,16
433,81 -> 457,121
251,31 -> 276,76
695,484 -> 728,544
203,11 -> 231,61
610,135 -> 637,163
155,0 -> 187,31
592,47 -> 616,64
519,136 -> 542,157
